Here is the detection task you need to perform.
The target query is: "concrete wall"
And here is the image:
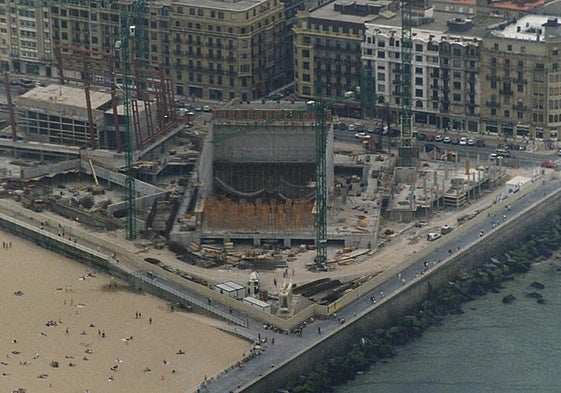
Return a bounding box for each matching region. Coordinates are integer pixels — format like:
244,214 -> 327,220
20,159 -> 80,180
239,172 -> 561,393
213,124 -> 316,163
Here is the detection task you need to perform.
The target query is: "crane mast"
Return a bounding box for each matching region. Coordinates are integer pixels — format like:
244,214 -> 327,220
117,4 -> 143,240
399,0 -> 414,166
314,102 -> 328,269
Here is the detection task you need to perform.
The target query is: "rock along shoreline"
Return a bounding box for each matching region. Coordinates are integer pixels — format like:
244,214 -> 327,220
285,216 -> 561,393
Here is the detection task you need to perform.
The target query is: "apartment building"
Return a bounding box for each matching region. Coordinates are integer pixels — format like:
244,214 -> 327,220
362,15 -> 485,133
0,0 -> 52,75
293,1 -> 396,103
1,0 -> 294,101
480,15 -> 561,140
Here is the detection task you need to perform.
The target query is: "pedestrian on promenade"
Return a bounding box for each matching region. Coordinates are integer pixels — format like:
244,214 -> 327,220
317,327 -> 321,334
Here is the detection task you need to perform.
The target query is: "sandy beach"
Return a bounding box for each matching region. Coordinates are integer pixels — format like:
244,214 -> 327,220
0,230 -> 251,393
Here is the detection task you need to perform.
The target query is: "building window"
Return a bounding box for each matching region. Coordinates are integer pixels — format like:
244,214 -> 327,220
453,93 -> 461,102
415,77 -> 423,85
377,72 -> 385,81
415,67 -> 422,74
504,110 -> 510,117
518,84 -> 523,92
377,51 -> 385,59
453,82 -> 461,90
491,108 -> 497,115
415,44 -> 423,52
518,112 -> 523,119
415,89 -> 423,97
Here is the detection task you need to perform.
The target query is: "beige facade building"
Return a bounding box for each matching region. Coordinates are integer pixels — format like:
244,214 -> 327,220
0,0 -> 295,101
480,15 -> 561,140
292,1 -> 393,105
0,0 -> 52,75
363,18 -> 482,132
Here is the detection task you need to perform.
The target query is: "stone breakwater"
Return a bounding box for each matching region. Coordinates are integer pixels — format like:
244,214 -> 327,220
284,217 -> 561,392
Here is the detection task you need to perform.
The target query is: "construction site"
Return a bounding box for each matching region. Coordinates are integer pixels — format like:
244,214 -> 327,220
0,1 -> 511,321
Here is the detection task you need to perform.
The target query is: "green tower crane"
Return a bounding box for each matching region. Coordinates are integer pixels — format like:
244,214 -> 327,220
118,24 -> 136,240
399,0 -> 414,167
116,1 -> 146,240
313,100 -> 328,269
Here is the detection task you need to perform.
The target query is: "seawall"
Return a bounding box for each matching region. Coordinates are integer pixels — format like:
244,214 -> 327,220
240,180 -> 561,393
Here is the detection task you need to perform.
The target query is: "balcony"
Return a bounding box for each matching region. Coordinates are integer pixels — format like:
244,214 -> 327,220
500,89 -> 513,96
512,103 -> 528,110
486,101 -> 500,108
486,74 -> 500,81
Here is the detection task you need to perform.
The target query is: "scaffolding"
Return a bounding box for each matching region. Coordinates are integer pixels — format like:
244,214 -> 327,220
203,199 -> 315,232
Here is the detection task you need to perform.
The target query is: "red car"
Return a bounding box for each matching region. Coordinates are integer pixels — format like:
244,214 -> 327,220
541,160 -> 557,169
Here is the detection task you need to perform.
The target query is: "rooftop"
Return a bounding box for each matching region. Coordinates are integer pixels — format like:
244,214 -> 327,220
365,10 -> 506,38
20,84 -> 112,110
220,99 -> 317,111
309,0 -> 396,24
168,0 -> 271,12
490,14 -> 556,41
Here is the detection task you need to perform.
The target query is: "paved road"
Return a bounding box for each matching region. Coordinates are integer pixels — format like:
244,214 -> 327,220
204,175 -> 561,393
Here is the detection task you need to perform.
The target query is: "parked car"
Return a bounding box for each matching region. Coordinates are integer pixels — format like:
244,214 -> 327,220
467,138 -> 475,146
417,133 -> 427,141
348,124 -> 356,132
451,138 -> 460,145
541,159 -> 557,168
443,136 -> 451,143
338,122 -> 347,131
203,105 -> 211,112
354,123 -> 366,131
435,135 -> 444,142
476,139 -> 486,147
459,137 -> 468,145
355,132 -> 371,140
427,232 -> 442,241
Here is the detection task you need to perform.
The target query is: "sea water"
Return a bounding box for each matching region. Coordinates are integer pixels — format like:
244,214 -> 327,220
336,259 -> 561,393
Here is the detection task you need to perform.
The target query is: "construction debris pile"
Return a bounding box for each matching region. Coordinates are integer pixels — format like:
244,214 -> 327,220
175,241 -> 291,270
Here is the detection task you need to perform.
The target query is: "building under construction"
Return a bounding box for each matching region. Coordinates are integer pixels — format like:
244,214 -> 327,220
170,100 -> 380,250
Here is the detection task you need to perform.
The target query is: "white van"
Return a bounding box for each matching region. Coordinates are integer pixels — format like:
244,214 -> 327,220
427,233 -> 442,241
496,148 -> 510,157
